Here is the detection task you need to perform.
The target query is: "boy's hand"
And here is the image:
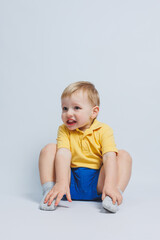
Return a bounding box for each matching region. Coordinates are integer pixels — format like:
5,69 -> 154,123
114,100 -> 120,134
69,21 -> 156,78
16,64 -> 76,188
44,182 -> 72,206
102,184 -> 123,205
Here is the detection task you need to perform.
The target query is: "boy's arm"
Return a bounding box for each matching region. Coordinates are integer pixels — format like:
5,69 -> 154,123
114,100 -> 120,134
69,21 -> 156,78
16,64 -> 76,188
55,148 -> 71,185
44,148 -> 72,206
102,152 -> 122,205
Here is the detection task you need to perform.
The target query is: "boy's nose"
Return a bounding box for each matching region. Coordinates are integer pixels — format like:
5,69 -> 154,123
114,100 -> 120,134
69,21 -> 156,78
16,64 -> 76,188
66,109 -> 73,117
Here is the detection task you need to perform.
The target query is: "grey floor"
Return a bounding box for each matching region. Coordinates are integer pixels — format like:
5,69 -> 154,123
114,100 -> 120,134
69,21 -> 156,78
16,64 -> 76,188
1,183 -> 159,240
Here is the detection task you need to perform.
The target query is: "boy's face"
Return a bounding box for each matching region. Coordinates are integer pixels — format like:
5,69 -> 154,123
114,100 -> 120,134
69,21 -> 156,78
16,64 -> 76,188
61,90 -> 99,131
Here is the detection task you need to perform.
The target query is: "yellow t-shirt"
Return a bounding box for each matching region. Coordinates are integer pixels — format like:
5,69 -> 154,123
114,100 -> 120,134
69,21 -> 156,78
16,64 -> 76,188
56,119 -> 118,170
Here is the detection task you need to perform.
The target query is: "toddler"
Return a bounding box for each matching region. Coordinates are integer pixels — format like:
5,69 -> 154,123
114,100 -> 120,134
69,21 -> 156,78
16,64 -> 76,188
39,81 -> 132,213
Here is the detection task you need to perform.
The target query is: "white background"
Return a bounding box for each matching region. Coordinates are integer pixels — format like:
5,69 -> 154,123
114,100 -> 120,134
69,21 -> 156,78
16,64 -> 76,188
1,0 -> 159,195
0,1 -> 160,239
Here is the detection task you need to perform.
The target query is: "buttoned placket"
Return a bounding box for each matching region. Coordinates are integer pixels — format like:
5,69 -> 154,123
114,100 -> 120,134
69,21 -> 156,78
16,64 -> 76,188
76,129 -> 93,152
75,119 -> 101,151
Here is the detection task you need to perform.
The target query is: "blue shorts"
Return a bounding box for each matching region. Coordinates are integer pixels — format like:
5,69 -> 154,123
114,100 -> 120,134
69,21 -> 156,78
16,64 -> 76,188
62,167 -> 102,201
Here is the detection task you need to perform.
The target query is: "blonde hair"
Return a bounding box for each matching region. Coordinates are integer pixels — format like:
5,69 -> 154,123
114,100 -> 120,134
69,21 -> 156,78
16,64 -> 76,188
61,81 -> 100,106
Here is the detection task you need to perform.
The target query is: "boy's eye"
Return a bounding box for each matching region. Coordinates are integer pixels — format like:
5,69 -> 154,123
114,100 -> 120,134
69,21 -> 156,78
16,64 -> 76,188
74,106 -> 81,110
63,107 -> 68,111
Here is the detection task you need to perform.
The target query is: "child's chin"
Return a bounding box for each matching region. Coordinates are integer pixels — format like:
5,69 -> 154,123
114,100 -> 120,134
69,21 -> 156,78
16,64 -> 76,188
66,125 -> 77,130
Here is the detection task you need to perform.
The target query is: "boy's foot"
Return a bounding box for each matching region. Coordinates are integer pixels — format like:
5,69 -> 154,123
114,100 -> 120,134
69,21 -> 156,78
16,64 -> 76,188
39,182 -> 56,211
102,190 -> 123,213
102,196 -> 119,213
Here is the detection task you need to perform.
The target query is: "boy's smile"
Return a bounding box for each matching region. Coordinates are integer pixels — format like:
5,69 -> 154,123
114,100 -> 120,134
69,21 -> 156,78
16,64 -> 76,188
61,90 -> 99,131
66,119 -> 77,126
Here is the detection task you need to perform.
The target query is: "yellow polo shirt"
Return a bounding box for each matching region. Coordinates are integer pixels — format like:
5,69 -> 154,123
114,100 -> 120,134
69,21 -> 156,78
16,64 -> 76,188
56,119 -> 118,170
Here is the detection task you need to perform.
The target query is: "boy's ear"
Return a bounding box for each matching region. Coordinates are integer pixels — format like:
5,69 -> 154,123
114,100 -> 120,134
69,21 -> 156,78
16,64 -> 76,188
92,106 -> 99,119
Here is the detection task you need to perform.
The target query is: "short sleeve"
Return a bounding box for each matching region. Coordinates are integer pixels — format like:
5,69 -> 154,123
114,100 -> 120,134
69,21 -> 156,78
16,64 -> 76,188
56,125 -> 70,150
100,125 -> 118,155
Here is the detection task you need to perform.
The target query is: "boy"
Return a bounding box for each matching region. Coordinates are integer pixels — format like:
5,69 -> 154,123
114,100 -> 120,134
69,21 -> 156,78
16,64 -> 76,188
39,81 -> 132,212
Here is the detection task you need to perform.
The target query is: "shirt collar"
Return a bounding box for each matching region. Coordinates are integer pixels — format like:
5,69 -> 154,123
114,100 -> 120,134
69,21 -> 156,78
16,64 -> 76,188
76,119 -> 102,135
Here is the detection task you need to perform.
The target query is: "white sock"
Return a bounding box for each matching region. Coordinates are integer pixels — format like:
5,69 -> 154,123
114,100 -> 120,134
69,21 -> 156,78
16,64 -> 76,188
39,182 -> 57,211
102,189 -> 123,213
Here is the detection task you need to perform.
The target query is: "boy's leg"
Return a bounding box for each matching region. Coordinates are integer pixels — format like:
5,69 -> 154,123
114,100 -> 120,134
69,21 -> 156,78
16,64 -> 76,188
39,143 -> 57,210
97,150 -> 132,212
97,149 -> 132,193
39,143 -> 57,184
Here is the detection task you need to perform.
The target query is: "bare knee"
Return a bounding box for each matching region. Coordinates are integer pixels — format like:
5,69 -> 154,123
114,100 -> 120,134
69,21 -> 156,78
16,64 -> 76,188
40,143 -> 57,155
39,143 -> 57,168
118,149 -> 132,165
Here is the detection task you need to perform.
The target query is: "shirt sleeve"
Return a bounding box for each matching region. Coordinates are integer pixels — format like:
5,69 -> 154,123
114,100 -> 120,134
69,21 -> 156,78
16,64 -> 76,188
100,125 -> 118,155
56,125 -> 71,150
